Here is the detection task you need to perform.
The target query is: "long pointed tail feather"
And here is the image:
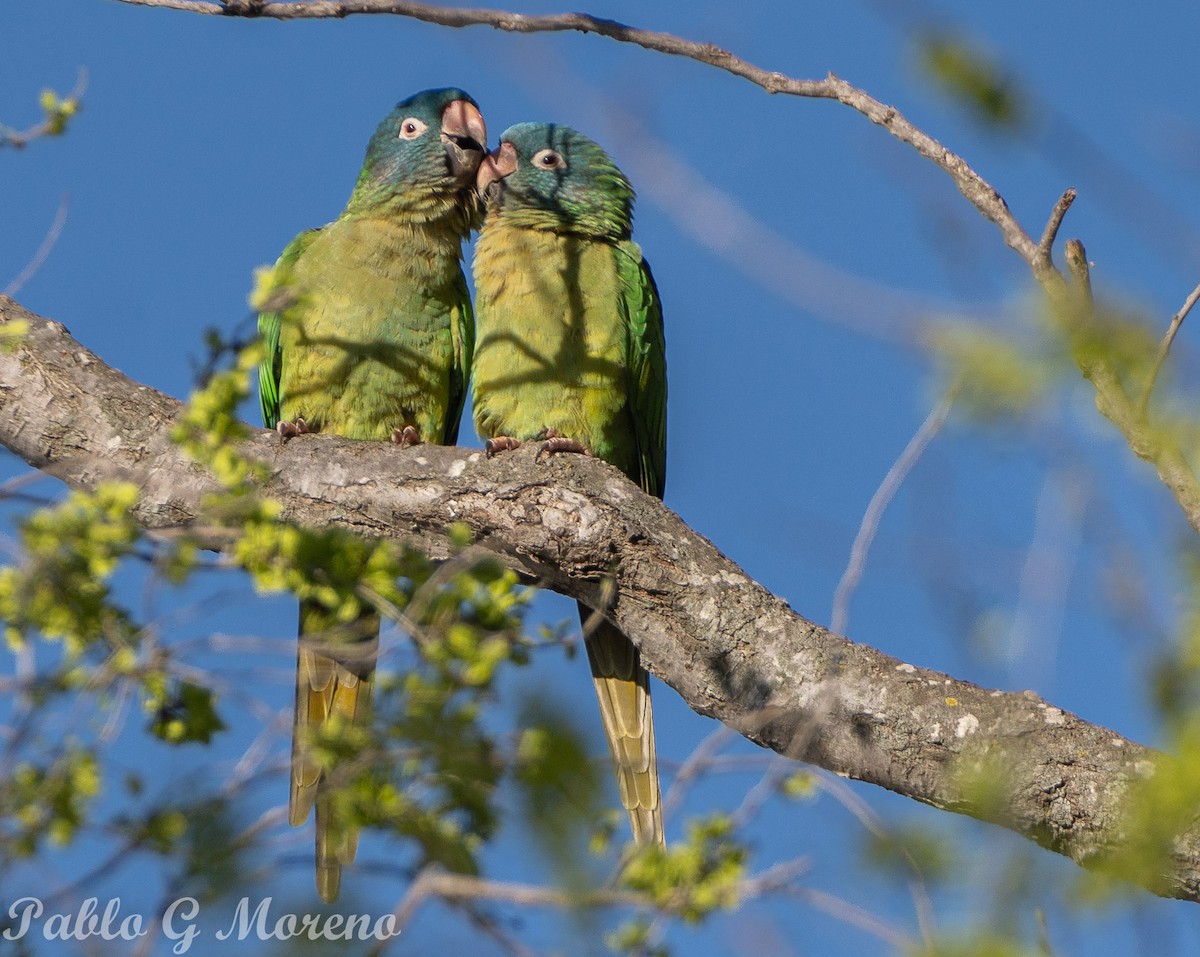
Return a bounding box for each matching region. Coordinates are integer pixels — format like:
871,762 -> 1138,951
580,605 -> 664,847
291,601 -> 379,903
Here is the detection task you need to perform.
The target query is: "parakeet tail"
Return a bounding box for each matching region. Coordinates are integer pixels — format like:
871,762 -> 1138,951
290,600 -> 380,903
580,605 -> 664,847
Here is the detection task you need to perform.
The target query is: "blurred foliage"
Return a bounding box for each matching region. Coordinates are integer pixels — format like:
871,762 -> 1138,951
515,692 -> 607,889
908,933 -> 1047,957
36,88 -> 80,137
0,482 -> 141,654
917,34 -> 1026,129
146,678 -> 226,744
863,823 -> 955,885
0,745 -> 99,854
621,816 -> 747,922
0,339 -> 536,899
927,293 -> 1162,429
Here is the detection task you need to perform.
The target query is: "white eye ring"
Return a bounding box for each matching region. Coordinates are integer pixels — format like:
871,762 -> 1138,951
531,148 -> 565,170
398,117 -> 428,140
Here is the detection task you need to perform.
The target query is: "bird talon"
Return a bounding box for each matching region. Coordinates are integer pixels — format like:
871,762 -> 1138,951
277,417 -> 312,443
537,437 -> 591,459
485,436 -> 522,458
391,425 -> 421,448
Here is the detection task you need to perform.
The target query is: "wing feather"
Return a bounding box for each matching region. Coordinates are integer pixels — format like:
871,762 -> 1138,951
615,242 -> 667,498
257,228 -> 321,429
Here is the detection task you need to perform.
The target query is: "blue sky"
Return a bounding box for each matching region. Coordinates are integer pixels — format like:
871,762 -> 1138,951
4,1 -> 1200,954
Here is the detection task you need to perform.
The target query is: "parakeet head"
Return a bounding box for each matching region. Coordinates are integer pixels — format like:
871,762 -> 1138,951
477,123 -> 634,240
351,87 -> 487,214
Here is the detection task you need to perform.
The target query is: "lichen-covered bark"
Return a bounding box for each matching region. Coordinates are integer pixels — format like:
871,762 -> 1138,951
2,294 -> 1198,900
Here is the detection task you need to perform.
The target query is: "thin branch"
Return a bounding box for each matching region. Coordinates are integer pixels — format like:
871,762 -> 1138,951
379,860 -> 813,957
4,195 -> 69,298
788,886 -> 915,950
663,725 -> 738,820
1055,237 -> 1200,533
113,0 -> 1038,263
1036,188 -> 1076,272
830,385 -> 958,635
1065,238 -> 1093,309
1139,278 -> 1200,415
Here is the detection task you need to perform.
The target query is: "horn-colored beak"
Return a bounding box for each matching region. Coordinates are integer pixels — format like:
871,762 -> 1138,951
441,100 -> 487,179
477,141 -> 518,191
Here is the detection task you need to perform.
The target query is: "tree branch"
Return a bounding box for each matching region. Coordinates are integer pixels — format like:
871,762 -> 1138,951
3,294 -> 1199,900
115,0 -> 1039,261
1139,278 -> 1200,415
1056,239 -> 1200,533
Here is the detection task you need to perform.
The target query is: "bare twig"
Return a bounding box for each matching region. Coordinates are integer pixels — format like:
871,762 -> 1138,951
662,725 -> 737,819
1064,238 -> 1093,308
113,0 -> 1038,261
830,385 -> 958,635
383,869 -> 642,943
1139,278 -> 1200,415
788,886 -> 915,950
379,860 -> 813,956
1036,188 -> 1076,272
4,195 -> 69,297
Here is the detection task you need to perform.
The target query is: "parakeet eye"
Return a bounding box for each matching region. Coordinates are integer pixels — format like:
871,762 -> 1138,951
398,118 -> 428,140
531,149 -> 565,170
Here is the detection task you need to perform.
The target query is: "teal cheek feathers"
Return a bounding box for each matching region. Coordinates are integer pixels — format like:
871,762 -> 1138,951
361,87 -> 486,192
492,122 -> 634,240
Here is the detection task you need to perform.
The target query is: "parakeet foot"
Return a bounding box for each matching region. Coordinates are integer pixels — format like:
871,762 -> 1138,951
277,417 -> 313,443
391,426 -> 421,448
485,436 -> 522,457
537,430 -> 592,459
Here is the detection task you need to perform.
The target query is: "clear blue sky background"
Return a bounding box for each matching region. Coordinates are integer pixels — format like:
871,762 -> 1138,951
4,1 -> 1200,954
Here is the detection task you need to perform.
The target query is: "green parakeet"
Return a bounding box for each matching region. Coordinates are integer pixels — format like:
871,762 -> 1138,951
472,123 -> 667,846
257,87 -> 486,901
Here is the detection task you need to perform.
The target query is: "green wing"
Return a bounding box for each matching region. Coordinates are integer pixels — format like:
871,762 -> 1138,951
444,267 -> 475,445
616,242 -> 667,499
258,229 -> 321,429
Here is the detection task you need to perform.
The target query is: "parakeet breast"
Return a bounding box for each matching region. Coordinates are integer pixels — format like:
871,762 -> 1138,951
278,215 -> 465,441
472,223 -> 639,478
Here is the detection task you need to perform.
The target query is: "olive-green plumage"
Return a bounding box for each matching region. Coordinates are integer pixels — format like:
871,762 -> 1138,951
472,123 -> 667,845
257,88 -> 486,901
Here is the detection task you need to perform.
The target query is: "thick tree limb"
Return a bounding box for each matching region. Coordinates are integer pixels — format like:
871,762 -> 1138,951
2,295 -> 1198,900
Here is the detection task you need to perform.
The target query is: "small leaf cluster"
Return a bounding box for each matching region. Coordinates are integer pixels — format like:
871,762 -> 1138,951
234,504 -> 422,619
171,343 -> 263,487
927,326 -> 1056,419
38,89 -> 80,136
0,482 -> 140,653
0,745 -> 100,854
620,815 -> 748,923
294,563 -> 532,877
144,677 -> 227,744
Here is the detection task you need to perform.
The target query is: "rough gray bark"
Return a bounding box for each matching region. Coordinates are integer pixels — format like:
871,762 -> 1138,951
1,294 -> 1197,900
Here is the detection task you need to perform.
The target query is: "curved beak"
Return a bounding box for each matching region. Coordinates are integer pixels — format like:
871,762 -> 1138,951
477,141 -> 517,192
440,100 -> 487,179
